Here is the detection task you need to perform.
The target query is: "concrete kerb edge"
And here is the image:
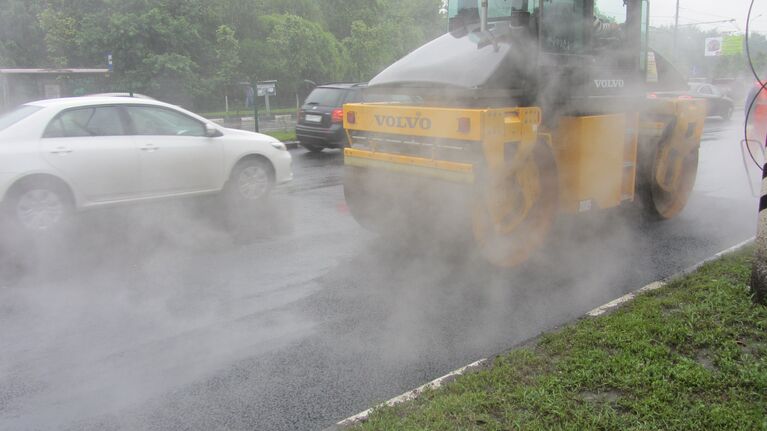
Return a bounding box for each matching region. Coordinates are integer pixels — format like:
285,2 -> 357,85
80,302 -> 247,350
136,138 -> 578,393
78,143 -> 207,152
325,237 -> 756,430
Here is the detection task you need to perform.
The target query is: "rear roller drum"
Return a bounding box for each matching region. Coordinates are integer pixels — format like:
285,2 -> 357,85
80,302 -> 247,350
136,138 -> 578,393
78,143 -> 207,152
344,166 -> 389,232
472,144 -> 559,267
639,140 -> 699,220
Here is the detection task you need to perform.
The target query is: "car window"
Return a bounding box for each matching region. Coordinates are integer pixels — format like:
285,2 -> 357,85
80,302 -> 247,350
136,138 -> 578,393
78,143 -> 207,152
44,106 -> 126,138
363,93 -> 419,104
344,90 -> 362,104
126,106 -> 205,136
304,88 -> 345,107
541,0 -> 587,54
0,105 -> 43,132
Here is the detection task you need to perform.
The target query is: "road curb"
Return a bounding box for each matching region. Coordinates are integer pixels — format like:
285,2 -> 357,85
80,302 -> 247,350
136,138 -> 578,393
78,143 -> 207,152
325,237 -> 756,430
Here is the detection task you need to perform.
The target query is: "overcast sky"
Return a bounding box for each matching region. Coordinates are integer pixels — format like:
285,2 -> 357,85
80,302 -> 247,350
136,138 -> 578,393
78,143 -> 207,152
649,1 -> 767,33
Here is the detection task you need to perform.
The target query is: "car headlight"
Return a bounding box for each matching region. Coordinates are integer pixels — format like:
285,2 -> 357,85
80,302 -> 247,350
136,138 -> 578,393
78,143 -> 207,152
271,141 -> 287,151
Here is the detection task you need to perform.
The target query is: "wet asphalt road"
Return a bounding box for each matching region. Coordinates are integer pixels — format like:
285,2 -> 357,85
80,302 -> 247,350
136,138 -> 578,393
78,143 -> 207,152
0,114 -> 762,431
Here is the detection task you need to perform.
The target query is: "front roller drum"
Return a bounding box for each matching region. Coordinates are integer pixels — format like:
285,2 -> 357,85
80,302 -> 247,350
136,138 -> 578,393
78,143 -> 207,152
472,144 -> 559,267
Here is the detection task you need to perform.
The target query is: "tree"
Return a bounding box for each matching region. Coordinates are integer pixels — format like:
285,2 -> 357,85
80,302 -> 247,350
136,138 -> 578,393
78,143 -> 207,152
257,14 -> 349,98
0,0 -> 46,67
0,0 -> 447,110
212,25 -> 242,106
38,8 -> 78,67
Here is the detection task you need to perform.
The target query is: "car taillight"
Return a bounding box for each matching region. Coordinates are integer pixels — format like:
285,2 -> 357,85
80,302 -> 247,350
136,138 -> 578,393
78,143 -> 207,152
647,93 -> 658,99
346,111 -> 356,124
332,108 -> 344,123
678,95 -> 694,100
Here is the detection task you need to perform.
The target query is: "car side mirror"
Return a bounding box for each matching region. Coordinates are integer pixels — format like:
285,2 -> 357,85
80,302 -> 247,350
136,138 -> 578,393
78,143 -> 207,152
205,123 -> 222,138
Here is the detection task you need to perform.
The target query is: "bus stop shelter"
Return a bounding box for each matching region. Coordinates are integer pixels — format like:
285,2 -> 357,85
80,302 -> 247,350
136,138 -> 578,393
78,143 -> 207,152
0,68 -> 110,112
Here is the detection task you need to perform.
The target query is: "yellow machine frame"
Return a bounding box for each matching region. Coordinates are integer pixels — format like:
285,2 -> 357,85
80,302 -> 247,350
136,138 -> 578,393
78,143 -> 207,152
344,100 -> 705,215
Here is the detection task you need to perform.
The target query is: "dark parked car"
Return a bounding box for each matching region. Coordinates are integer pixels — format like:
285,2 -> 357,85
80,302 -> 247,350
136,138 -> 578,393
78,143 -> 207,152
296,83 -> 366,152
688,83 -> 734,120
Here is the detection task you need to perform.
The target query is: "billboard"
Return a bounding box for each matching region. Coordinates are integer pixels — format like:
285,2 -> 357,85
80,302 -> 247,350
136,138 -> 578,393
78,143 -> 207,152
705,36 -> 744,57
705,37 -> 723,57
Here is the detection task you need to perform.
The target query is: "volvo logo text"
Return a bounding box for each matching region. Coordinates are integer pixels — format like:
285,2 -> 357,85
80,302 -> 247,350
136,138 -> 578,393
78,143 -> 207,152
374,114 -> 432,130
594,79 -> 625,89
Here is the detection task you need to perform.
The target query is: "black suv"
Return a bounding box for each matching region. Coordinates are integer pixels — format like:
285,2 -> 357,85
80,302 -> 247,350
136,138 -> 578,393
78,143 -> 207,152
296,83 -> 365,152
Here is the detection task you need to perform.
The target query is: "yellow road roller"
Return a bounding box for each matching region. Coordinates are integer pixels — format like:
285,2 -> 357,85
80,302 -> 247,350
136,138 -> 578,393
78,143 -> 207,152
343,0 -> 705,266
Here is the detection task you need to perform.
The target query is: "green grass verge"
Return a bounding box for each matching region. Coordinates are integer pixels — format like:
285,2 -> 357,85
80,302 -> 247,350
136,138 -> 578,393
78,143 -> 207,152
263,130 -> 296,142
355,249 -> 767,431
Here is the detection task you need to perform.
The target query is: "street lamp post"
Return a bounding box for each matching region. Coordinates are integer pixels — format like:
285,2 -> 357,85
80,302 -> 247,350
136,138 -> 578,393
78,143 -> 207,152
673,0 -> 680,59
253,79 -> 260,133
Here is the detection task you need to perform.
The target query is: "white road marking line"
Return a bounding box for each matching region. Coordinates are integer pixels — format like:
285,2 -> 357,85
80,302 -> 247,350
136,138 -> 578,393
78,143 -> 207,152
336,359 -> 487,428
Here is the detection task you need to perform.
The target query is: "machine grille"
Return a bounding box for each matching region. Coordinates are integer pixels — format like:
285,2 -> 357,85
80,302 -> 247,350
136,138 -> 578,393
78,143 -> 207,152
348,131 -> 481,164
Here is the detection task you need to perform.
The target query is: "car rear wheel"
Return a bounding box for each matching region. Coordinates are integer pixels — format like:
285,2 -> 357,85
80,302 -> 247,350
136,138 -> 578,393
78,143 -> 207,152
6,179 -> 73,233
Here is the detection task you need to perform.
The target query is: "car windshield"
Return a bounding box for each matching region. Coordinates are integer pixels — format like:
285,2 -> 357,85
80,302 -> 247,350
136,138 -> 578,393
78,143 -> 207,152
0,105 -> 43,132
304,88 -> 346,107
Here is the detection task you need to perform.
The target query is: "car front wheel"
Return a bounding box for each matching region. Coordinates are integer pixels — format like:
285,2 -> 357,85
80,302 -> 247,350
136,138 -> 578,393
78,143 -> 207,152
226,158 -> 274,207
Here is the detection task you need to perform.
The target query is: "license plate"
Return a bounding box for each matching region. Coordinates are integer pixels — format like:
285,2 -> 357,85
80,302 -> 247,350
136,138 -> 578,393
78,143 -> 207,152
305,114 -> 322,123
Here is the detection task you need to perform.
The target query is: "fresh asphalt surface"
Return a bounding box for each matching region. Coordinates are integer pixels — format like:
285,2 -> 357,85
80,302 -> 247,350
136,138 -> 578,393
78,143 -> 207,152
0,113 -> 761,431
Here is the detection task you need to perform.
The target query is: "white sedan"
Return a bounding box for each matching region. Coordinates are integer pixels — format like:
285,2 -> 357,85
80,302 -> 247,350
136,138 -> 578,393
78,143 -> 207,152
0,97 -> 292,231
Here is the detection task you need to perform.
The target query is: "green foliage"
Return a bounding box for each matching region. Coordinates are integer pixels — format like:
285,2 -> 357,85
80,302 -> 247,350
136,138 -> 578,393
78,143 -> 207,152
261,14 -> 350,96
213,25 -> 242,95
650,26 -> 767,80
0,0 -> 46,67
0,0 -> 446,110
38,8 -> 77,67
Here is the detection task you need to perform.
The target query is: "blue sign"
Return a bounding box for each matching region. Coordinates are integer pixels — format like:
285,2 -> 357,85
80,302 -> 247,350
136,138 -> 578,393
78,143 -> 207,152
106,52 -> 113,72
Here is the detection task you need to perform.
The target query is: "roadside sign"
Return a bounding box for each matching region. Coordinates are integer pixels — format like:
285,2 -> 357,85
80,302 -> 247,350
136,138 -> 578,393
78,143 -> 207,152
722,35 -> 744,56
705,36 -> 744,57
106,52 -> 113,72
705,37 -> 723,57
257,80 -> 277,97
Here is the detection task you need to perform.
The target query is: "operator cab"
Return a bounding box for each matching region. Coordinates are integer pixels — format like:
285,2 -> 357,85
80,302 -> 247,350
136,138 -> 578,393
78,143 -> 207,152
370,0 -> 683,115
457,1 -> 686,116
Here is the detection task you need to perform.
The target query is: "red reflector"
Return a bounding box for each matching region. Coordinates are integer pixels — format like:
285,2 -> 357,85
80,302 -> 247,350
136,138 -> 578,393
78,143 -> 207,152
346,111 -> 356,124
332,109 -> 344,123
458,117 -> 471,133
678,95 -> 694,100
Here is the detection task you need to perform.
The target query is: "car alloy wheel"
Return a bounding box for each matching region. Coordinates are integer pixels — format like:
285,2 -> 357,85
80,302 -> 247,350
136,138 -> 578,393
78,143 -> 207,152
236,164 -> 270,201
15,188 -> 66,231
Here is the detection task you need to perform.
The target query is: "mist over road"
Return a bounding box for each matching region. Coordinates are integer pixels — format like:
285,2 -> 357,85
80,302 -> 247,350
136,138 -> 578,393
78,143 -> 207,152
0,114 -> 759,431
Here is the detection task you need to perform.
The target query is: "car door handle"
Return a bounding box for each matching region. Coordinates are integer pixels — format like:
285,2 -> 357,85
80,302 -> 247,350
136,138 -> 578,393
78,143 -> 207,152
140,145 -> 159,152
50,147 -> 73,155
